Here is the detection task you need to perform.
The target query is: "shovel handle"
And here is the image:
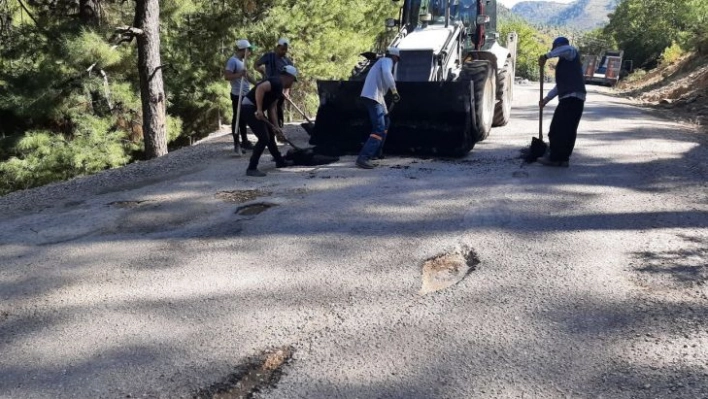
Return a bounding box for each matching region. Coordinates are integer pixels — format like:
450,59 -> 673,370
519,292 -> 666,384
260,117 -> 302,151
539,67 -> 544,141
284,95 -> 314,125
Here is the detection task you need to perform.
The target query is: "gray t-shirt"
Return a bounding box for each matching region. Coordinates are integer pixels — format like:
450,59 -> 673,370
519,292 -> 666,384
258,52 -> 293,78
225,55 -> 250,96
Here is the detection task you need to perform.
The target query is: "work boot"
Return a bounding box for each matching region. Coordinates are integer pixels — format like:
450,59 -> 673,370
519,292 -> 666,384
356,158 -> 375,169
538,156 -> 569,167
246,169 -> 267,177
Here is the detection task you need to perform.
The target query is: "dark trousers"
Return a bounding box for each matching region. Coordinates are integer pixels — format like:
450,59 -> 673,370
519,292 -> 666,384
548,97 -> 584,162
231,93 -> 248,149
242,105 -> 285,170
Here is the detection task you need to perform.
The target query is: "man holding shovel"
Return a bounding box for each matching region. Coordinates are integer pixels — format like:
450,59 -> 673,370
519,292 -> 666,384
224,39 -> 258,153
356,47 -> 401,170
241,65 -> 298,177
538,37 -> 586,167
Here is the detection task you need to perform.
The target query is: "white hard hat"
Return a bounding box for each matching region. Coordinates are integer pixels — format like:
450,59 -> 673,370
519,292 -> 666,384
236,39 -> 252,50
281,65 -> 298,81
277,38 -> 290,47
387,47 -> 401,58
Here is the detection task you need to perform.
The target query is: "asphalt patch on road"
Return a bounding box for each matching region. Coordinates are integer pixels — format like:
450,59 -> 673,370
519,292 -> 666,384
108,200 -> 154,208
193,346 -> 294,399
215,190 -> 271,204
235,203 -> 277,216
420,248 -> 480,294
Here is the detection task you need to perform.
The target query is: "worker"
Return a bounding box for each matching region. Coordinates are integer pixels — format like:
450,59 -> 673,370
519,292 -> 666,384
224,39 -> 258,152
256,38 -> 293,128
355,48 -> 401,170
538,37 -> 586,167
241,65 -> 298,177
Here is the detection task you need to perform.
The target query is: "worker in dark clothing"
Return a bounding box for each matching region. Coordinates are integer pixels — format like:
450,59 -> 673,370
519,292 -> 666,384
538,36 -> 586,167
255,38 -> 293,128
241,65 -> 298,177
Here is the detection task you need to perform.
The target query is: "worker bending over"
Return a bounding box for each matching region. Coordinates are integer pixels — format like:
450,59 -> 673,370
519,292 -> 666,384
356,47 -> 401,170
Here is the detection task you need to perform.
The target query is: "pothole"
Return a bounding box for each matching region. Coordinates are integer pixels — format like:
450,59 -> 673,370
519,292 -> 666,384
215,190 -> 271,204
107,200 -> 154,208
420,248 -> 480,294
235,203 -> 277,216
194,346 -> 294,399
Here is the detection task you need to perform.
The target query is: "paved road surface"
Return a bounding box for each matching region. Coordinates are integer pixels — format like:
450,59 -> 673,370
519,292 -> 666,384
1,84 -> 707,399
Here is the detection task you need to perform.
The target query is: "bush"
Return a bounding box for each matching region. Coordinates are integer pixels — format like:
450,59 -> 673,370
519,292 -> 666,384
624,69 -> 647,83
0,116 -> 132,195
659,42 -> 684,67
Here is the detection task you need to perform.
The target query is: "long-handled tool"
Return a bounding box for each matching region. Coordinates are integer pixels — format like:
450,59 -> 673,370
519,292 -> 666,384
525,67 -> 548,163
261,117 -> 304,151
284,96 -> 315,136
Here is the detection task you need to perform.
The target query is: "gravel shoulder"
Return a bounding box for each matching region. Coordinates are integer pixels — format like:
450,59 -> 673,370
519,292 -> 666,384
1,84 -> 707,399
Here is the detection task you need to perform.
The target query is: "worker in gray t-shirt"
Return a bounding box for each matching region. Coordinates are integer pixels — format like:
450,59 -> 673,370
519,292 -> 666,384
255,38 -> 293,128
224,39 -> 258,152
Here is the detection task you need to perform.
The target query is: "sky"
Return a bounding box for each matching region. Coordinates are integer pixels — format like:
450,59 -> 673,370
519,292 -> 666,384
498,0 -> 575,8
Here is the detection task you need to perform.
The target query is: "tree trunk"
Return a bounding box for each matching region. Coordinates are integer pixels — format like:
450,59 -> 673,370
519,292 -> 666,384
135,0 -> 167,158
79,0 -> 100,26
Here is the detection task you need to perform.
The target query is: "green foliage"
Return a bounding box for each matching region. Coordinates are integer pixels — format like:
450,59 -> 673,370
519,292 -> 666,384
499,15 -> 552,80
0,117 -> 131,194
576,28 -> 617,56
604,0 -> 708,67
623,68 -> 646,84
659,42 -> 685,67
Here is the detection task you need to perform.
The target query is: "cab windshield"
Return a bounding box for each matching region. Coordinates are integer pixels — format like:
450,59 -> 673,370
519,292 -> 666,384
417,0 -> 477,26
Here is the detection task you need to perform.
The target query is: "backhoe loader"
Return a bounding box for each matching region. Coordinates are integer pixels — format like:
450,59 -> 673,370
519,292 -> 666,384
310,0 -> 517,156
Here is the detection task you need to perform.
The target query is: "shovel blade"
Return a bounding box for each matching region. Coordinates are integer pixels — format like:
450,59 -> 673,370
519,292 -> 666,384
525,137 -> 548,163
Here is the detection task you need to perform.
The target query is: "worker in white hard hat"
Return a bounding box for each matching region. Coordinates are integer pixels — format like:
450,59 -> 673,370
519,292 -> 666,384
240,65 -> 299,177
356,47 -> 401,169
256,38 -> 294,128
224,39 -> 258,152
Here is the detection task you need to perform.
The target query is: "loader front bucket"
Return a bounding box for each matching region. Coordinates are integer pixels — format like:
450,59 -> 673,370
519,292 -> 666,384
310,80 -> 476,157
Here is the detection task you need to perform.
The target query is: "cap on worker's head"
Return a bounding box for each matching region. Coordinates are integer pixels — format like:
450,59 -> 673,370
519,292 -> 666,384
386,47 -> 401,58
281,65 -> 298,81
277,38 -> 290,47
552,36 -> 570,49
236,39 -> 252,50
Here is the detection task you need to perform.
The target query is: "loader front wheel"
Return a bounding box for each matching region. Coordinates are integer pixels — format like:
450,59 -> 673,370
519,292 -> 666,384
493,58 -> 513,127
460,60 -> 496,142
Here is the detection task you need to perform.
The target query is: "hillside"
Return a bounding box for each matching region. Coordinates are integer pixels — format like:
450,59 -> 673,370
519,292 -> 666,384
512,0 -> 619,30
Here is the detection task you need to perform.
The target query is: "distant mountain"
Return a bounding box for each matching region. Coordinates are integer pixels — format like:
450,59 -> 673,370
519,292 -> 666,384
510,1 -> 567,26
512,0 -> 619,30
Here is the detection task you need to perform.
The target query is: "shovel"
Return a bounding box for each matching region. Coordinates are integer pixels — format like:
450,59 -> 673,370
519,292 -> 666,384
261,118 -> 304,151
525,68 -> 548,163
284,95 -> 315,136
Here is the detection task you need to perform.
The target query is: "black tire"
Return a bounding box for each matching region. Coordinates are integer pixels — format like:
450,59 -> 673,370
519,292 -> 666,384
493,58 -> 513,127
459,60 -> 496,142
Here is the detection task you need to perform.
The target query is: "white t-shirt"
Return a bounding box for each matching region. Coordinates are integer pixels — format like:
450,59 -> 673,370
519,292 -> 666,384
360,57 -> 397,108
226,55 -> 250,96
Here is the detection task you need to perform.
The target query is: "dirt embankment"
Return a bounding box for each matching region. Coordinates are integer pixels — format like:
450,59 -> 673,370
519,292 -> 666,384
618,54 -> 708,128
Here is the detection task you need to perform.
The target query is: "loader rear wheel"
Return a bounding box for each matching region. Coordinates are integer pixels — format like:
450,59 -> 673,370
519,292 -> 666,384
460,60 -> 495,142
493,58 -> 513,127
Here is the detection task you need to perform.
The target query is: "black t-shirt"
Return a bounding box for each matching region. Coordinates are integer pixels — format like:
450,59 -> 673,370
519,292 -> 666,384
258,52 -> 293,78
245,77 -> 284,109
